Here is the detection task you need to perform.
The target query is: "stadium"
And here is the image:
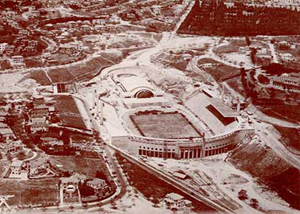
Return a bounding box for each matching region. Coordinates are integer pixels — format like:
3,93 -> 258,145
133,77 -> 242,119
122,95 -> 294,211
104,67 -> 254,159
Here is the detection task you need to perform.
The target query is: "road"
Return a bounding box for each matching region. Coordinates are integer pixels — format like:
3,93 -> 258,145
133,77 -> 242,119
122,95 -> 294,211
107,144 -> 240,214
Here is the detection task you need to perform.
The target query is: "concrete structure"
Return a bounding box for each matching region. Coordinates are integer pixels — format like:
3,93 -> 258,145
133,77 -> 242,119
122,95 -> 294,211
103,67 -> 254,160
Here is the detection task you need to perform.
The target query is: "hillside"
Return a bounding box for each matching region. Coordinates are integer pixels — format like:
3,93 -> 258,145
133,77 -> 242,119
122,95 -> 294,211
229,140 -> 300,209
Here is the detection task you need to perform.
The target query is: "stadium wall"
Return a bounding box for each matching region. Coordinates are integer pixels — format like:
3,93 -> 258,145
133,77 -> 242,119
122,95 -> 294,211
111,128 -> 254,159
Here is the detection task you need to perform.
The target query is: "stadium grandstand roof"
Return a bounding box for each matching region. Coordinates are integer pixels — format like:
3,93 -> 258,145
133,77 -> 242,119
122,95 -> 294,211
209,98 -> 238,118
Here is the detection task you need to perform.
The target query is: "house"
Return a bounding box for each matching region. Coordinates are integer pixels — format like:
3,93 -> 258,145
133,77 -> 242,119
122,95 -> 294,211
30,108 -> 49,118
10,160 -> 23,176
28,40 -> 38,48
11,55 -> 25,68
41,137 -> 63,147
72,173 -> 87,184
164,193 -> 192,209
5,45 -> 15,55
86,178 -> 110,197
280,53 -> 295,62
86,178 -> 107,190
30,123 -> 49,133
29,115 -> 49,133
31,117 -> 47,124
19,29 -> 29,36
2,139 -> 24,154
61,176 -> 80,199
0,43 -> 7,54
0,110 -> 7,122
9,160 -> 28,180
61,176 -> 80,187
0,122 -> 15,140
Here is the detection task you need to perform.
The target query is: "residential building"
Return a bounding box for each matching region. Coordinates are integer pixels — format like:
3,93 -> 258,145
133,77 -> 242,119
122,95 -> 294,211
9,160 -> 23,176
280,53 -> 295,62
0,122 -> 15,140
1,139 -> 24,154
164,193 -> 192,209
0,43 -> 7,54
41,137 -> 63,147
11,55 -> 25,68
86,178 -> 107,190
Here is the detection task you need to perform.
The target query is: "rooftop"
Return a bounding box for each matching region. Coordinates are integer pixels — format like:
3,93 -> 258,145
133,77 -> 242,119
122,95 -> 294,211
118,75 -> 154,93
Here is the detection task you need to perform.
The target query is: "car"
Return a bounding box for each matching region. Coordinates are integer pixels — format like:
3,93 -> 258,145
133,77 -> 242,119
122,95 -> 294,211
246,110 -> 253,116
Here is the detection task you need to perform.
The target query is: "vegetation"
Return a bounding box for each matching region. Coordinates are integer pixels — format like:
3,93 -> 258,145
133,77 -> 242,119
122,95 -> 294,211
178,0 -> 300,36
274,126 -> 300,151
238,189 -> 248,200
17,150 -> 27,160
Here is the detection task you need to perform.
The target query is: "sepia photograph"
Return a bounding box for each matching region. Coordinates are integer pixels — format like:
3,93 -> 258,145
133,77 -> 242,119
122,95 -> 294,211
0,0 -> 300,213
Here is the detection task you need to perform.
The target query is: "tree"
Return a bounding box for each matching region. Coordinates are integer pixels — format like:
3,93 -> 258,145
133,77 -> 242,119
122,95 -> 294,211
7,153 -> 12,162
61,130 -> 70,147
1,59 -> 12,70
250,198 -> 259,209
78,183 -> 95,197
17,150 -> 27,160
96,170 -> 108,183
238,189 -> 248,200
245,36 -> 251,46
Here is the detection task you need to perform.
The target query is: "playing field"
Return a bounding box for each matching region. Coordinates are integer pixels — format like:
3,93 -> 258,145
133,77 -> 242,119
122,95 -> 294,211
130,113 -> 202,139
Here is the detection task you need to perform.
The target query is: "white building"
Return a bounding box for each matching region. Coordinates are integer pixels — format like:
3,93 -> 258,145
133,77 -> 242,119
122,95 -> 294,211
280,53 -> 295,62
164,193 -> 192,209
0,43 -> 7,53
11,55 -> 25,68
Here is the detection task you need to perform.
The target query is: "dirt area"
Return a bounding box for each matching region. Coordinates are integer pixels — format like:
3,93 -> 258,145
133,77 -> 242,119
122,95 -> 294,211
214,39 -> 247,54
229,140 -> 300,210
0,179 -> 59,207
50,155 -> 109,179
204,63 -> 240,82
147,150 -> 297,213
226,78 -> 246,97
52,95 -> 86,130
22,70 -> 52,85
20,54 -> 116,86
260,105 -> 300,123
47,68 -> 74,83
116,153 -> 215,213
274,126 -> 300,152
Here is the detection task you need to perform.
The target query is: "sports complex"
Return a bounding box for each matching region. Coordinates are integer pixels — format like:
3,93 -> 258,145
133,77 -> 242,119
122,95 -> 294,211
101,66 -> 254,159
